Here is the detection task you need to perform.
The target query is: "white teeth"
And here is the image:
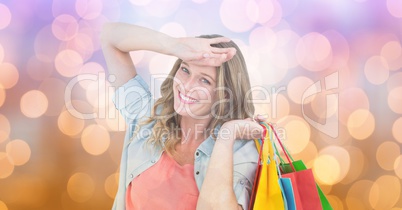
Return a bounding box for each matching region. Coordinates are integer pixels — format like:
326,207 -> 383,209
180,93 -> 197,102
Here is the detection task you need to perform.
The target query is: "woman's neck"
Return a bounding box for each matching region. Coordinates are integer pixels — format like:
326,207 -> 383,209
179,116 -> 212,144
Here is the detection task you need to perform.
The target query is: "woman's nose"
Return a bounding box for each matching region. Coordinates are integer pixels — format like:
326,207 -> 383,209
183,76 -> 197,92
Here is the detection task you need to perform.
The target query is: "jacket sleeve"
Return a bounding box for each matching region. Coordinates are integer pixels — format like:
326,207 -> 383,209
111,75 -> 152,210
232,140 -> 259,209
112,75 -> 152,125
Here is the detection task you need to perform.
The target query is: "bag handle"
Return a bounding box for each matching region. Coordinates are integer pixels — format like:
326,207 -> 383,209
260,125 -> 270,165
273,141 -> 295,163
261,122 -> 296,172
268,126 -> 285,178
273,142 -> 285,164
248,125 -> 269,210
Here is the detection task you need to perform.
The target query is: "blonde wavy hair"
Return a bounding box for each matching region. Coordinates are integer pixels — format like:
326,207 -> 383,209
138,35 -> 255,153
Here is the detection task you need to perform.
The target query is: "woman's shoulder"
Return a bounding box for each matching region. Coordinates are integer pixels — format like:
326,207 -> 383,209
232,139 -> 259,164
118,74 -> 151,97
212,124 -> 259,162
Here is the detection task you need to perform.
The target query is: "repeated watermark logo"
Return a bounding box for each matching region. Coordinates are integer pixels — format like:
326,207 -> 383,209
301,72 -> 339,138
64,71 -> 339,138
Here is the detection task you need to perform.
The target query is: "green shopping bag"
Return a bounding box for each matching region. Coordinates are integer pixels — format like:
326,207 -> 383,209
265,123 -> 333,210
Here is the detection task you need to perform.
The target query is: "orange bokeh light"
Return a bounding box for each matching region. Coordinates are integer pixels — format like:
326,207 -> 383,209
381,41 -> 402,71
0,152 -> 14,179
318,146 -> 350,184
52,14 -> 78,41
364,56 -> 389,85
81,124 -> 110,155
277,115 -> 311,154
0,85 -> 5,108
339,88 -> 370,125
313,154 -> 340,185
369,175 -> 400,209
6,139 -> 31,166
0,200 -> 7,210
394,155 -> 402,179
67,173 -> 95,203
20,90 -> 48,118
376,141 -> 400,171
340,146 -> 365,185
347,109 -> 375,140
296,32 -> 333,71
0,114 -> 11,144
54,49 -> 83,78
287,76 -> 315,104
104,173 -> 119,199
346,180 -> 373,209
57,110 -> 85,136
0,63 -> 19,89
388,87 -> 402,114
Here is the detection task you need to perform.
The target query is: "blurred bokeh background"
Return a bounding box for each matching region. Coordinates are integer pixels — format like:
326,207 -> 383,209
0,0 -> 402,209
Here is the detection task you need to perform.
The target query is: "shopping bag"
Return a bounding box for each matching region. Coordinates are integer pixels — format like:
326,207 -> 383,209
248,126 -> 285,210
264,122 -> 325,210
281,169 -> 322,210
275,135 -> 333,210
280,158 -> 333,210
267,126 -> 296,210
249,124 -> 297,210
278,178 -> 296,210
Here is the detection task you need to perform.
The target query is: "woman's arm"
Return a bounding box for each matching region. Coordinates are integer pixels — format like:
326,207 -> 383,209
101,23 -> 174,87
197,117 -> 265,210
100,22 -> 236,87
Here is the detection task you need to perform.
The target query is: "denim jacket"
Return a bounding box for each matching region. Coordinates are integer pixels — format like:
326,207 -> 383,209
111,75 -> 258,209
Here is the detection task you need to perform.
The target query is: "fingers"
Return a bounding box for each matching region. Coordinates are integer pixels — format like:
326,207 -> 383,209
243,116 -> 266,139
254,114 -> 267,122
210,47 -> 236,54
203,49 -> 236,66
252,114 -> 268,139
227,48 -> 237,59
206,37 -> 236,62
194,47 -> 236,67
249,114 -> 267,123
204,47 -> 235,58
197,53 -> 229,67
251,122 -> 264,139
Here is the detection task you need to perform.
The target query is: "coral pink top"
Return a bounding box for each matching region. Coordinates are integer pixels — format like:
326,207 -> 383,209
126,152 -> 199,210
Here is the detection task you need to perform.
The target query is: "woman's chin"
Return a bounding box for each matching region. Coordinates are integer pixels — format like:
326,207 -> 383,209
174,107 -> 210,120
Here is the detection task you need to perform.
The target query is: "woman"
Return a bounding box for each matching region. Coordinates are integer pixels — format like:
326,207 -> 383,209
101,22 -> 266,210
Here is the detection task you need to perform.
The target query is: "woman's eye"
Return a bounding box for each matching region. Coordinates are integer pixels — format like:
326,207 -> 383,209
201,78 -> 211,85
181,67 -> 189,74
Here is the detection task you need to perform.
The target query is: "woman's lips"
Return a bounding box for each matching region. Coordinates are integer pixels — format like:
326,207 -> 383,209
178,91 -> 198,104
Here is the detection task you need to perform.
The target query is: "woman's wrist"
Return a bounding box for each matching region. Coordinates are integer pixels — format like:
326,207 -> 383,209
165,37 -> 193,59
217,121 -> 237,144
160,36 -> 179,56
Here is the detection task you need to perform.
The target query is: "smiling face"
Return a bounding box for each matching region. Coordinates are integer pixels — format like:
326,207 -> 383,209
173,61 -> 218,120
